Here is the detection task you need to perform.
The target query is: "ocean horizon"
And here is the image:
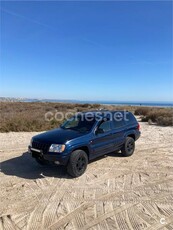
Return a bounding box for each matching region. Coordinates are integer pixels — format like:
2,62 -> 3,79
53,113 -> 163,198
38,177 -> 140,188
20,99 -> 173,107
0,97 -> 173,107
100,101 -> 173,107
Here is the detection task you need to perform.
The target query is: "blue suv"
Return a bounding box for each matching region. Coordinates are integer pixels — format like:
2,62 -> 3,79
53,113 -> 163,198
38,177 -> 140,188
28,110 -> 140,177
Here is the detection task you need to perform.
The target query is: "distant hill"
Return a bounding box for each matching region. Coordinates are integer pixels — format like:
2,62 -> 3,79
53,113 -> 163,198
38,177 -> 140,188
0,97 -> 26,102
0,97 -> 78,103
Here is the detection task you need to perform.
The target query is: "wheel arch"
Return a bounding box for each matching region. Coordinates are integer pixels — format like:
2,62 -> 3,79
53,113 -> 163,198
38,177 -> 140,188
71,146 -> 90,160
127,133 -> 135,140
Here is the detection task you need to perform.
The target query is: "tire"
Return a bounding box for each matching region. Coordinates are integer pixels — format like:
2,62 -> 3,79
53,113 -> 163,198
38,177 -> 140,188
35,157 -> 49,165
121,137 -> 135,157
67,150 -> 88,177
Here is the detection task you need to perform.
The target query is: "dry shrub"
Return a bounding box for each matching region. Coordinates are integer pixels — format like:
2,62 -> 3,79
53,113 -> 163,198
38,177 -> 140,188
1,102 -> 172,132
0,102 -> 103,132
157,116 -> 173,126
136,107 -> 173,126
134,107 -> 151,116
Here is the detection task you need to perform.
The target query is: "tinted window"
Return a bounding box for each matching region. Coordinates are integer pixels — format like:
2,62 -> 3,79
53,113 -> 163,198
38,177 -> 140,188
98,121 -> 111,132
61,116 -> 96,132
112,112 -> 125,129
126,112 -> 137,124
112,119 -> 125,129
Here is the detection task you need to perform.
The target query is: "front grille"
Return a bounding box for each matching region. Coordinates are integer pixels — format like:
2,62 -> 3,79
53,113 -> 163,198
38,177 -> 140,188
32,141 -> 50,154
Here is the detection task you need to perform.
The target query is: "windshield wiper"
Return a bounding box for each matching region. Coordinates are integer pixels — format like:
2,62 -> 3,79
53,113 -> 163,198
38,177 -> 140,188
61,127 -> 78,131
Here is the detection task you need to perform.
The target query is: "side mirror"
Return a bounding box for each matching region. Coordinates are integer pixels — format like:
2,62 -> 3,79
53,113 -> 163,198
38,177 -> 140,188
95,128 -> 104,135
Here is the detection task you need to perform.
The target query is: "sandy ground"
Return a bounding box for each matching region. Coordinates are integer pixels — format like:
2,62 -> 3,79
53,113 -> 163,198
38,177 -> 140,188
0,122 -> 173,230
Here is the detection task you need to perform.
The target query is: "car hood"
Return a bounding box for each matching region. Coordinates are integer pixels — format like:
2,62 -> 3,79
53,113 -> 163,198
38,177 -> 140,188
33,128 -> 86,144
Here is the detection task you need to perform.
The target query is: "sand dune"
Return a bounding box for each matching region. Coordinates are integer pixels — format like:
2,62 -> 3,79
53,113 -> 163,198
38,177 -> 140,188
0,121 -> 173,229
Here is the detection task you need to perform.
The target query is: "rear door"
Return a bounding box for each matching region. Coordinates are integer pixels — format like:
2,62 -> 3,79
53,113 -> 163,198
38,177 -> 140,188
111,112 -> 126,148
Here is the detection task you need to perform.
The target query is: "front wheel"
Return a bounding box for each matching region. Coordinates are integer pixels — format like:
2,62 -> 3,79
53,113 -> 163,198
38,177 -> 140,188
121,137 -> 135,157
67,150 -> 88,177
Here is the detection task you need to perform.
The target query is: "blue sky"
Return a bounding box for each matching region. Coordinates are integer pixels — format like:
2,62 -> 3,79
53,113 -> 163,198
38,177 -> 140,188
1,1 -> 172,102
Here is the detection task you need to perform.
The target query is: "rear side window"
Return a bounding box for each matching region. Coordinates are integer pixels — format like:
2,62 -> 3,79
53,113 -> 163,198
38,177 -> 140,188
112,119 -> 125,129
125,112 -> 137,124
112,112 -> 125,129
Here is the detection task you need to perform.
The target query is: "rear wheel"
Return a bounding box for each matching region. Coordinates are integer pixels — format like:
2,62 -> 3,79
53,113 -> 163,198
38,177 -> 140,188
121,137 -> 135,157
67,150 -> 88,177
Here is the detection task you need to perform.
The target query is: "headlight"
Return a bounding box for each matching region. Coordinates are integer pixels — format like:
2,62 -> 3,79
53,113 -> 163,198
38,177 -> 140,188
49,144 -> 65,153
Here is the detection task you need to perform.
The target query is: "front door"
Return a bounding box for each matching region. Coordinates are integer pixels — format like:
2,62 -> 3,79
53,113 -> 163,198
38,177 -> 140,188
90,120 -> 114,157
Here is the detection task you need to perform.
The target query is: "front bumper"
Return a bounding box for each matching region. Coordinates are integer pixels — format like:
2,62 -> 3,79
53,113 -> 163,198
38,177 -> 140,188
28,146 -> 69,166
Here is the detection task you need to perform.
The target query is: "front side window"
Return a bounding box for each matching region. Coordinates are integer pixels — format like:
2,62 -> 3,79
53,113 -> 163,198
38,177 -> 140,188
98,120 -> 111,133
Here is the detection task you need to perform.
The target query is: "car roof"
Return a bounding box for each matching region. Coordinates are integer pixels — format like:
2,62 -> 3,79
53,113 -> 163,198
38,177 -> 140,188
78,110 -> 130,117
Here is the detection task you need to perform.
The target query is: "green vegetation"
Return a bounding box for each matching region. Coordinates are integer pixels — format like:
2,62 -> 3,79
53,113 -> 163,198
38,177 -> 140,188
0,102 -> 172,132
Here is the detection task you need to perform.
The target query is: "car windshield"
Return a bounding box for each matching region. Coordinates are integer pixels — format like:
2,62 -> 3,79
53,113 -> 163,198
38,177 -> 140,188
61,115 -> 96,132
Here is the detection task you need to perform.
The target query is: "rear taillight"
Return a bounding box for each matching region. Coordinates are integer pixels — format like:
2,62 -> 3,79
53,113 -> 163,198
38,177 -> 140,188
137,123 -> 140,130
